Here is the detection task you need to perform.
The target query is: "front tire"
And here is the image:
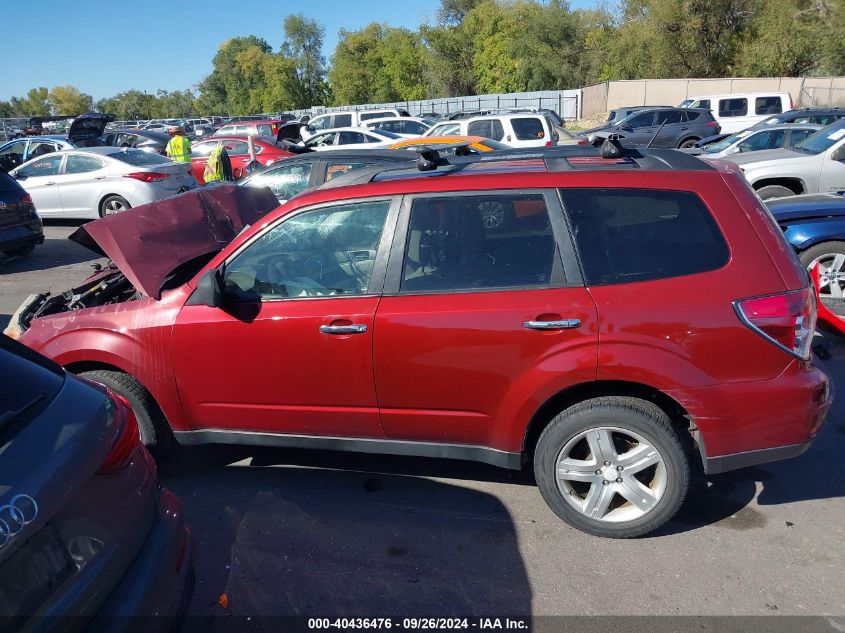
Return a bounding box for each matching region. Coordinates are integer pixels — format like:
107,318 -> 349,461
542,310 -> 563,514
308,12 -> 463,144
533,397 -> 689,538
80,370 -> 174,458
99,195 -> 131,217
800,241 -> 845,298
756,184 -> 797,200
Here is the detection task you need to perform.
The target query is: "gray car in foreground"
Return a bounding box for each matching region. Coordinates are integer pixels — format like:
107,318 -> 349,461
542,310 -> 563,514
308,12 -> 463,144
584,107 -> 720,149
0,334 -> 194,629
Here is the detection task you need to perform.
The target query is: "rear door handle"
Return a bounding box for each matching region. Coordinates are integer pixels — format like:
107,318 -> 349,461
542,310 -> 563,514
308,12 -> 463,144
44,182 -> 56,186
319,324 -> 368,335
94,176 -> 107,180
523,319 -> 581,330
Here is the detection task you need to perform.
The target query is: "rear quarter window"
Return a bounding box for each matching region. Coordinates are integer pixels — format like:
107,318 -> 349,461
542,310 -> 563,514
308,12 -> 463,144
718,98 -> 748,117
755,96 -> 783,115
560,188 -> 729,285
511,117 -> 546,140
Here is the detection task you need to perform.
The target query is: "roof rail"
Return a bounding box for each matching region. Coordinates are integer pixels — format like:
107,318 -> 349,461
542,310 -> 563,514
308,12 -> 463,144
317,142 -> 714,191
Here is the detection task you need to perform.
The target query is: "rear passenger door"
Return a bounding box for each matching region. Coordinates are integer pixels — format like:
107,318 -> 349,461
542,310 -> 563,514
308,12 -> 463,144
372,190 -> 598,452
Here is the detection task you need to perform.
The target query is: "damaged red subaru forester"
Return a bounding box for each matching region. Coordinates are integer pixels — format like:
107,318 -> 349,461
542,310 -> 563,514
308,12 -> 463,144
6,147 -> 832,538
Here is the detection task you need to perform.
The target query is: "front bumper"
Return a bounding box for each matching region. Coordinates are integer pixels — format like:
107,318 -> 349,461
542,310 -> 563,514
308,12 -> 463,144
0,221 -> 44,252
90,488 -> 195,631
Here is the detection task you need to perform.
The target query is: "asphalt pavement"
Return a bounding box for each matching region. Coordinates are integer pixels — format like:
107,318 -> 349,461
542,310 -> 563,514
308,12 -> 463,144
2,224 -> 844,628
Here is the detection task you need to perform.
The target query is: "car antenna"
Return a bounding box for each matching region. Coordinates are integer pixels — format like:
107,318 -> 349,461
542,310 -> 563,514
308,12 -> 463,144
646,121 -> 667,148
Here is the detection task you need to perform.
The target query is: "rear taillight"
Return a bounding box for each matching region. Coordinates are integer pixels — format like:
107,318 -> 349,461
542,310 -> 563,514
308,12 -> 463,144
706,121 -> 718,127
545,140 -> 553,147
20,193 -> 32,205
100,393 -> 141,471
577,140 -> 589,145
735,288 -> 816,360
124,172 -> 169,183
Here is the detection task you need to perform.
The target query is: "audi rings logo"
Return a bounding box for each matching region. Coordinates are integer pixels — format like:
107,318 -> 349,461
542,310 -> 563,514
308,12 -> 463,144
0,494 -> 38,549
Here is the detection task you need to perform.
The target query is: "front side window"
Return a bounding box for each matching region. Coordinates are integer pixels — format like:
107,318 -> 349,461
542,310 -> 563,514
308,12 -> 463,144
18,154 -> 63,178
223,200 -> 391,300
245,162 -> 312,200
403,121 -> 429,135
623,112 -> 655,129
511,117 -> 546,140
719,98 -> 748,117
755,97 -> 783,115
427,123 -> 460,137
309,115 -> 331,131
788,129 -> 815,146
400,193 -> 558,293
656,111 -> 683,125
65,154 -> 105,174
737,130 -> 774,152
0,141 -> 26,157
560,188 -> 729,285
689,99 -> 711,109
307,133 -> 336,148
28,142 -> 60,158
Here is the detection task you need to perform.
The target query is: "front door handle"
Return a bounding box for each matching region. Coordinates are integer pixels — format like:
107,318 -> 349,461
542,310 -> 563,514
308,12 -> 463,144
94,176 -> 107,180
523,319 -> 581,330
44,182 -> 56,186
319,324 -> 368,335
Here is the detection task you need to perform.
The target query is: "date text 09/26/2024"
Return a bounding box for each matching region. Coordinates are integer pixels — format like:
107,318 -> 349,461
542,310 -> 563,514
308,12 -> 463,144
307,618 -> 529,630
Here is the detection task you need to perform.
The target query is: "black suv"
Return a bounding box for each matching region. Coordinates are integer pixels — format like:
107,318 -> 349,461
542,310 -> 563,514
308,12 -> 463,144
0,172 -> 42,258
756,107 -> 845,127
585,107 -> 720,149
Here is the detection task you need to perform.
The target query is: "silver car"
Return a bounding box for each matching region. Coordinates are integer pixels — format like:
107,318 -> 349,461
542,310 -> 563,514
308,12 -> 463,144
9,147 -> 197,219
721,119 -> 845,200
690,124 -> 820,159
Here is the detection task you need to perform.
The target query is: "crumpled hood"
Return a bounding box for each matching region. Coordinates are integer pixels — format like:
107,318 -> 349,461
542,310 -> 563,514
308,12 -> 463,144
69,185 -> 279,299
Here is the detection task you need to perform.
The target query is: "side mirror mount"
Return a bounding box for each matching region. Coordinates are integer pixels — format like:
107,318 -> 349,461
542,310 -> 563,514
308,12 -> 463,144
187,269 -> 224,307
831,145 -> 845,162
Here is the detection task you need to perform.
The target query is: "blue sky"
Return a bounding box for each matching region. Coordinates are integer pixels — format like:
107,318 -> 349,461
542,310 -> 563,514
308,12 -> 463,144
3,0 -> 596,101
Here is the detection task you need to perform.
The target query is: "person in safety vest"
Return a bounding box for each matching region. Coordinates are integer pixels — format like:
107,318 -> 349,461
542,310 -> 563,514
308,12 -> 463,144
165,125 -> 192,162
203,143 -> 233,184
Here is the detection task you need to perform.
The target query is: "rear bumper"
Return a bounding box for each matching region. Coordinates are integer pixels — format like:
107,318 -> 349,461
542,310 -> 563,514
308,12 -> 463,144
91,488 -> 194,631
670,360 -> 832,475
0,221 -> 44,252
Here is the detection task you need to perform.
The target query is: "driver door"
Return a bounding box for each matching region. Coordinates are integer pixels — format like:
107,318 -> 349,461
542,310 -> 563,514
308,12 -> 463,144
171,196 -> 399,438
619,111 -> 657,146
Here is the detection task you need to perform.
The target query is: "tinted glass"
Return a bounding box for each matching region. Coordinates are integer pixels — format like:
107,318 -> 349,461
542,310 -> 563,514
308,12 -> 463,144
108,149 -> 171,165
65,154 -> 105,174
755,96 -> 783,115
794,120 -> 845,154
656,111 -> 682,125
308,133 -> 336,147
624,112 -> 655,128
512,117 -> 545,140
689,99 -> 711,109
737,130 -> 773,152
338,131 -> 366,144
18,155 -> 63,177
333,114 -> 353,127
467,120 -> 503,140
245,162 -> 312,200
810,114 -> 843,125
223,200 -> 390,300
0,141 -> 26,157
256,124 -> 274,136
683,110 -> 702,122
788,129 -> 814,145
401,194 -> 558,293
719,98 -> 748,117
326,162 -> 370,181
560,188 -> 729,285
403,121 -> 429,134
359,111 -> 392,121
429,123 -> 460,136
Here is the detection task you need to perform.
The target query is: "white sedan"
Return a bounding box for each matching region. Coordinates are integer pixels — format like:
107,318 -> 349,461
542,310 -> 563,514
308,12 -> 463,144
302,127 -> 403,151
9,147 -> 198,219
363,117 -> 431,138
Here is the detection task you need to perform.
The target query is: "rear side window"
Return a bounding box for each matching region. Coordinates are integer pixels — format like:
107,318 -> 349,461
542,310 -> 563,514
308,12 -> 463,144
656,111 -> 682,125
467,119 -> 505,141
689,99 -> 711,109
511,117 -> 546,140
333,114 -> 353,127
683,110 -> 702,122
65,155 -> 105,173
755,97 -> 783,115
719,98 -> 748,117
401,193 -> 559,293
560,188 -> 729,285
256,124 -> 274,136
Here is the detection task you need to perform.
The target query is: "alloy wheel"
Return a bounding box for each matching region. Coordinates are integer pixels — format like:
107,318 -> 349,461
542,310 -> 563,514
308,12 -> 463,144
478,200 -> 506,229
555,426 -> 667,523
812,253 -> 845,298
104,199 -> 127,215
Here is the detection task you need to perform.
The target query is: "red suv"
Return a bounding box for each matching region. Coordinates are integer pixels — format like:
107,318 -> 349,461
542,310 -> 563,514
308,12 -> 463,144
7,148 -> 831,538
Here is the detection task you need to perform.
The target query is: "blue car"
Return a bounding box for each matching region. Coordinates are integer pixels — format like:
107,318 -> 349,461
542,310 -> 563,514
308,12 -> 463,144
0,113 -> 112,173
766,193 -> 845,297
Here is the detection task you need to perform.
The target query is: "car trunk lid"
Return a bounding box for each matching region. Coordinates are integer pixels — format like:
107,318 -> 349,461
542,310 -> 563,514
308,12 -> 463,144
67,112 -> 115,143
67,184 -> 280,299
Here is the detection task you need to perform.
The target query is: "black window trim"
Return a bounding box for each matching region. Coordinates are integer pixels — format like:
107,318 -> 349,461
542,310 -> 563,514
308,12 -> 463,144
219,194 -> 402,302
381,188 -> 583,297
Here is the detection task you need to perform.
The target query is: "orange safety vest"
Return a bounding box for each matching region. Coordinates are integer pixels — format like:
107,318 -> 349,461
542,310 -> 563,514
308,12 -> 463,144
166,135 -> 191,162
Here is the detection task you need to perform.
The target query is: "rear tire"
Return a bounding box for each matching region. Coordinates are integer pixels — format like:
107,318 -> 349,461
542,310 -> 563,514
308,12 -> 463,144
533,396 -> 689,538
99,195 -> 131,217
678,138 -> 700,149
800,241 -> 845,299
80,370 -> 174,458
756,184 -> 797,200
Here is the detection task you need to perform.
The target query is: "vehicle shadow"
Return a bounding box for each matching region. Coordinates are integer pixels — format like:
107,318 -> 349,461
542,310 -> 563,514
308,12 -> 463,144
0,223 -> 100,275
160,458 -> 532,628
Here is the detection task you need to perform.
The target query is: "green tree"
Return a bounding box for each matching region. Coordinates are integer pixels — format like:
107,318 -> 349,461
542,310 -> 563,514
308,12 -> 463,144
281,14 -> 330,107
48,85 -> 94,115
197,36 -> 273,114
15,87 -> 51,116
